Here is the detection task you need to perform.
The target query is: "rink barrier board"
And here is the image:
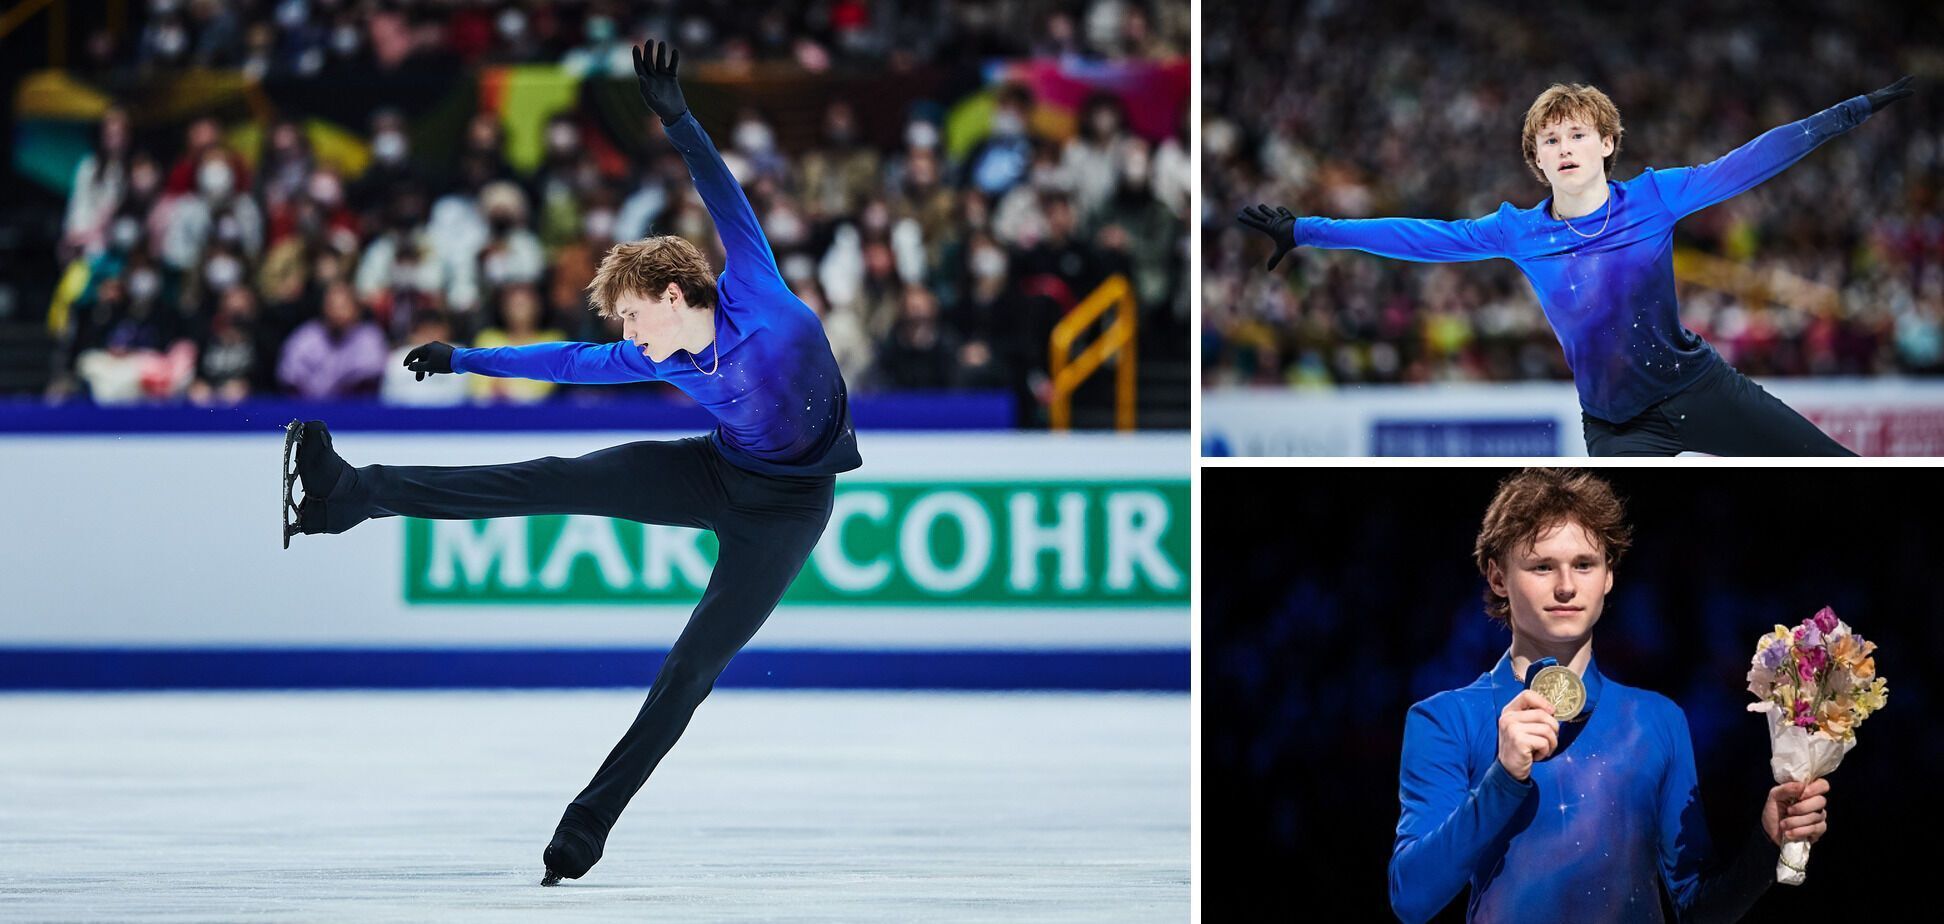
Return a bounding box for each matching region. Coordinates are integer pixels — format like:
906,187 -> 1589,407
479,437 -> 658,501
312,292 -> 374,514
0,647 -> 1188,692
1202,380 -> 1944,456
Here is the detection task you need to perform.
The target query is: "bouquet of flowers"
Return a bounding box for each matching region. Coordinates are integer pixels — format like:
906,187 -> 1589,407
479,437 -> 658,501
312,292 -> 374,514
1746,606 -> 1888,885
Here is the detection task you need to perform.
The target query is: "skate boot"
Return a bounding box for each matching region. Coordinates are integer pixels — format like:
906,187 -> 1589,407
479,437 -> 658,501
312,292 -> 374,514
540,804 -> 611,886
281,419 -> 360,545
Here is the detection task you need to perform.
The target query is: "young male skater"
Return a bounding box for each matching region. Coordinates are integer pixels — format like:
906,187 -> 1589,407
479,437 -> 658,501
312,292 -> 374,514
280,40 -> 860,885
1242,78 -> 1915,455
1390,469 -> 1830,921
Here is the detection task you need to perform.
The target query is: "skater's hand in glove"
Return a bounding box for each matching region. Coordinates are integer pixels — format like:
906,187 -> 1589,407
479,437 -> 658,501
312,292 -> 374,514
1237,204 -> 1298,272
403,341 -> 454,380
1866,76 -> 1914,113
1496,689 -> 1559,783
633,40 -> 689,126
1763,778 -> 1831,847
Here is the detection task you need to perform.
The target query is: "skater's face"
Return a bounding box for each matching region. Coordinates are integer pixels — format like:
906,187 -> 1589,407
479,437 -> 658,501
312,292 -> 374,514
617,283 -> 692,362
1488,519 -> 1612,647
1533,118 -> 1613,192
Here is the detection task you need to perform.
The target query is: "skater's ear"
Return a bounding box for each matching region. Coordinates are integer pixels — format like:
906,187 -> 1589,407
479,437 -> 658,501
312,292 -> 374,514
661,281 -> 688,308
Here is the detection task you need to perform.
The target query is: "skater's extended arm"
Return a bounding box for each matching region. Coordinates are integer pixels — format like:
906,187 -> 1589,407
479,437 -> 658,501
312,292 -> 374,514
635,40 -> 785,288
450,340 -> 655,384
1241,203 -> 1508,268
1389,698 -> 1534,924
1649,78 -> 1910,219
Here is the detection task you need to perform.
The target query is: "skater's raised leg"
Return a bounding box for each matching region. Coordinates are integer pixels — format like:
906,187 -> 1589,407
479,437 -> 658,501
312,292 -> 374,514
290,424 -> 726,536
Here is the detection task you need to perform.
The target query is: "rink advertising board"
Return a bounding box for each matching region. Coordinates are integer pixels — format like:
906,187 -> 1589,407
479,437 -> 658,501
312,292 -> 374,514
0,425 -> 1188,690
403,481 -> 1187,607
1204,380 -> 1944,456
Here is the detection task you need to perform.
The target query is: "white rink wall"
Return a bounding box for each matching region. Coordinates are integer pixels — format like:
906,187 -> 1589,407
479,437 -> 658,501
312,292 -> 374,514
0,431 -> 1190,690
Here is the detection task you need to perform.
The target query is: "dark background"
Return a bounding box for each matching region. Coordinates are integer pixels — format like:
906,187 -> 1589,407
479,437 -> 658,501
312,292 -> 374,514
1204,467 -> 1937,920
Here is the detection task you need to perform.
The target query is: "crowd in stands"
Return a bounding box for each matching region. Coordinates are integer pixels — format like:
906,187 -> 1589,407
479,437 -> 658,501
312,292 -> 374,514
46,0 -> 1190,410
1204,0 -> 1944,388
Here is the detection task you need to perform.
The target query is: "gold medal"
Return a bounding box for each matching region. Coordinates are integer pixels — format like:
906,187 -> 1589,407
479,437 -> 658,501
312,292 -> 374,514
1529,664 -> 1586,722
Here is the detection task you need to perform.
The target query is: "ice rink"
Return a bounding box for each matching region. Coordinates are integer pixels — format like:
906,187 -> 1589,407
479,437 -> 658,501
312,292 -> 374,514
1,690 -> 1187,922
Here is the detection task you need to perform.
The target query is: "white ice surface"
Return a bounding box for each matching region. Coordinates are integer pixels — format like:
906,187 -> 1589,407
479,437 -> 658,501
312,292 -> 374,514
0,691 -> 1187,922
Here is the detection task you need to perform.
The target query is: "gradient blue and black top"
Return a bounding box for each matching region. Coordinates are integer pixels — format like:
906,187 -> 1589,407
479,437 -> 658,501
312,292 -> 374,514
1295,96 -> 1876,423
1390,652 -> 1777,923
449,112 -> 862,477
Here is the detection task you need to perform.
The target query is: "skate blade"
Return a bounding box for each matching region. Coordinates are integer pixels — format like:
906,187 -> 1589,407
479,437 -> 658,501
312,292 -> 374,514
541,869 -> 563,887
282,419 -> 303,549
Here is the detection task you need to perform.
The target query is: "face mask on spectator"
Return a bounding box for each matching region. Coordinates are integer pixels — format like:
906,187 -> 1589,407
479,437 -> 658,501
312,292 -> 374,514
498,9 -> 527,40
991,110 -> 1025,139
906,121 -> 940,150
275,0 -> 307,29
587,16 -> 615,43
583,209 -> 616,241
735,120 -> 776,156
331,24 -> 360,55
154,24 -> 188,58
972,246 -> 1007,281
766,208 -> 805,247
204,254 -> 243,291
216,214 -> 243,243
128,268 -> 161,302
373,131 -> 407,164
308,173 -> 342,206
199,161 -> 234,198
111,217 -> 142,251
547,123 -> 579,155
390,263 -> 422,291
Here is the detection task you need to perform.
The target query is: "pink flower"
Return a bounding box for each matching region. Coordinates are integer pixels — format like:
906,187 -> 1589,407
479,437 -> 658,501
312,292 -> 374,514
1812,606 -> 1840,634
1793,699 -> 1817,727
1798,645 -> 1828,676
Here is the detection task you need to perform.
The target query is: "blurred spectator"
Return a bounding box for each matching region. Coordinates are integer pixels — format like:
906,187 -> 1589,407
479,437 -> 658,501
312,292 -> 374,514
187,285 -> 272,405
62,107 -> 133,260
468,284 -> 567,404
39,1 -> 1191,418
877,284 -> 960,388
162,148 -> 263,270
382,308 -> 470,406
278,281 -> 387,398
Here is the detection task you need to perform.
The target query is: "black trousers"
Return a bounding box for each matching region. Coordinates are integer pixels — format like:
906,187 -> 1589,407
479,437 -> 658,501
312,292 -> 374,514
1582,361 -> 1857,456
331,435 -> 836,834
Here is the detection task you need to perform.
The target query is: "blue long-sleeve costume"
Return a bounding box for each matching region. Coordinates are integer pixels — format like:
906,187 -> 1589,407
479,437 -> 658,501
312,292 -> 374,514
449,112 -> 862,477
1390,653 -> 1778,923
1295,96 -> 1875,423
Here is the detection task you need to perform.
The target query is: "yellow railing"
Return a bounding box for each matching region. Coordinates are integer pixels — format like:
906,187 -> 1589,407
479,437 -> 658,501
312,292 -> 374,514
1671,248 -> 1840,316
1049,273 -> 1137,431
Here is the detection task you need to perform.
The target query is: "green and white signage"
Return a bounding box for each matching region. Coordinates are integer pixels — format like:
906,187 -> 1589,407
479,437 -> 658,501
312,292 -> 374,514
404,480 -> 1188,606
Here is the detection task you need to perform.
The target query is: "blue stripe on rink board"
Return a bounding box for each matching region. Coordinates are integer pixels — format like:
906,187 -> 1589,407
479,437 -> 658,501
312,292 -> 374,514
0,648 -> 1187,692
0,393 -> 1013,433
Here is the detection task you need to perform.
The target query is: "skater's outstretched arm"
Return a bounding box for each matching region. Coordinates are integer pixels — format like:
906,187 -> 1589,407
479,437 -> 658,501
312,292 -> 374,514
1648,77 -> 1910,219
1239,203 -> 1508,271
419,339 -> 656,384
634,40 -> 785,290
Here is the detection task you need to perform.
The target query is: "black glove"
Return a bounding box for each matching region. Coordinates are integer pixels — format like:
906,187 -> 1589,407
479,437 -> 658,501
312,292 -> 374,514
633,40 -> 689,126
402,341 -> 454,381
1867,76 -> 1913,113
1237,204 -> 1299,272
